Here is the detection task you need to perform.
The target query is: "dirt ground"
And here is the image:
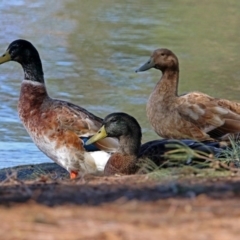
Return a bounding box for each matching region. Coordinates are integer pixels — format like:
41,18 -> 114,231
0,164 -> 240,240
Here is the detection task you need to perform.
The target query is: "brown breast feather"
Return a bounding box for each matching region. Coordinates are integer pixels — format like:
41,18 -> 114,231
104,153 -> 138,175
18,82 -> 118,152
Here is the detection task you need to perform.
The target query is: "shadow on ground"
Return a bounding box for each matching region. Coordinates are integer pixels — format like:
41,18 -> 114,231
0,163 -> 240,206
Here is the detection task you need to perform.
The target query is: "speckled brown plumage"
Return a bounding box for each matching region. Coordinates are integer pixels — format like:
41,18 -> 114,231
136,48 -> 240,141
0,39 -> 119,178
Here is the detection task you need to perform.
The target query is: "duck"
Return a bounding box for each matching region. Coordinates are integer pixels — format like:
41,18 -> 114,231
0,39 -> 119,179
86,112 -> 225,175
136,48 -> 240,141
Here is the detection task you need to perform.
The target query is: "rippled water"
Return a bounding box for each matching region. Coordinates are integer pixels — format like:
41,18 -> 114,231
0,0 -> 240,168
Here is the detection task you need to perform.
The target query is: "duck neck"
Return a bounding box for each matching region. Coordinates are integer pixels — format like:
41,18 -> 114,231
156,69 -> 179,97
118,132 -> 141,158
21,57 -> 44,84
18,79 -> 49,123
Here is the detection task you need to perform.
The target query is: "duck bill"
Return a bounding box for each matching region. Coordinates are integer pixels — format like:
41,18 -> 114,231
0,51 -> 11,64
86,126 -> 108,145
135,57 -> 155,72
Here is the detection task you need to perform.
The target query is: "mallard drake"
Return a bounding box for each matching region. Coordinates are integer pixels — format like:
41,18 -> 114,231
0,39 -> 119,179
136,48 -> 240,141
86,112 -> 224,175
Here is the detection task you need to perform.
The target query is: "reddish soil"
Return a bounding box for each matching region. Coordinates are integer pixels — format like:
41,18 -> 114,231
0,173 -> 240,240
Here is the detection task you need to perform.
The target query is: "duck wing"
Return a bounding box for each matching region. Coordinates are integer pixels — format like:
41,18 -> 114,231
177,93 -> 240,139
51,99 -> 119,152
138,139 -> 224,165
218,99 -> 240,114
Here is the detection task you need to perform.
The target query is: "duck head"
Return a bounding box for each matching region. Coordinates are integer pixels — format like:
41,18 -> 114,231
0,39 -> 40,65
86,112 -> 142,145
136,48 -> 179,72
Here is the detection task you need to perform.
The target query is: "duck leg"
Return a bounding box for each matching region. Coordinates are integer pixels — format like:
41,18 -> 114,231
70,170 -> 78,179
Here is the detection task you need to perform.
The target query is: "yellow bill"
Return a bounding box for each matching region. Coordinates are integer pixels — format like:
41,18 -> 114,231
86,125 -> 108,145
0,50 -> 11,64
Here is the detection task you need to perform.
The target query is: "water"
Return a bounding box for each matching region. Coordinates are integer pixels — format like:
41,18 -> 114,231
0,0 -> 240,168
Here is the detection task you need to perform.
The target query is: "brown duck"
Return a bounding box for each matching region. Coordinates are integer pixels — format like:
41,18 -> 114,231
86,112 -> 225,175
0,39 -> 119,179
136,48 -> 240,141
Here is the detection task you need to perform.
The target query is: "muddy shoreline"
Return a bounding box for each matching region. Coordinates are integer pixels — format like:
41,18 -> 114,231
1,163 -> 240,239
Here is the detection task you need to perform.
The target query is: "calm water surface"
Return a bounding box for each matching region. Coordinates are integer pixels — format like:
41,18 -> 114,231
0,0 -> 240,168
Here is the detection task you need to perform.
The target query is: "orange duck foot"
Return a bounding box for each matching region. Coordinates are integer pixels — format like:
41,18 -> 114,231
70,171 -> 78,179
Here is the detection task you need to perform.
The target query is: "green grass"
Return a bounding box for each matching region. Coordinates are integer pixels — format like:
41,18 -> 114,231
218,138 -> 240,167
138,139 -> 240,181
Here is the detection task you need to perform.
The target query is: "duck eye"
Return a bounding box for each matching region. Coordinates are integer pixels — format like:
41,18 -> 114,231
110,117 -> 117,122
161,53 -> 165,56
9,46 -> 18,54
